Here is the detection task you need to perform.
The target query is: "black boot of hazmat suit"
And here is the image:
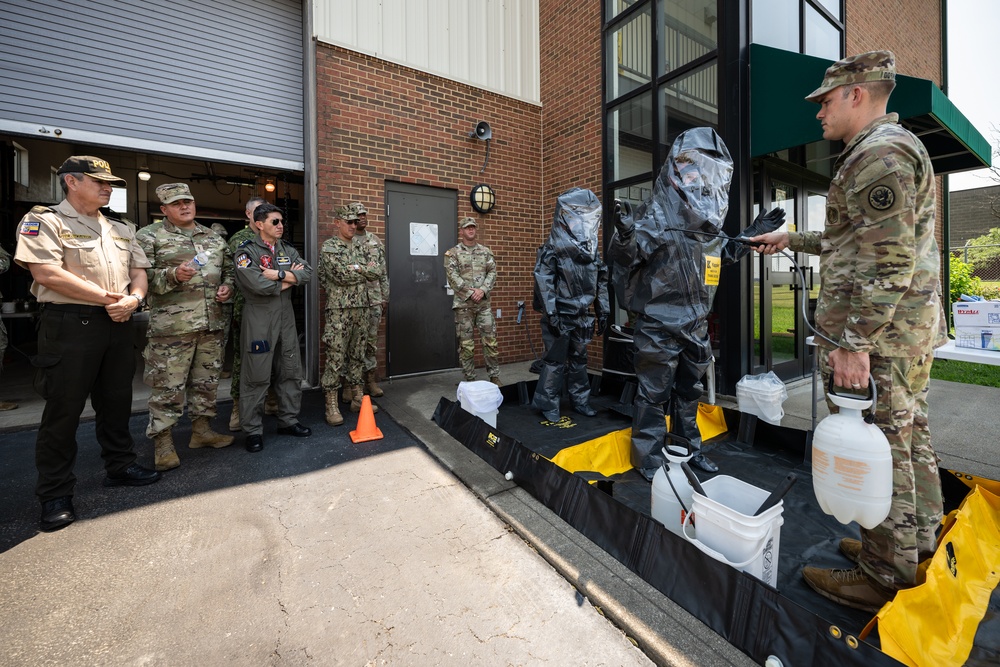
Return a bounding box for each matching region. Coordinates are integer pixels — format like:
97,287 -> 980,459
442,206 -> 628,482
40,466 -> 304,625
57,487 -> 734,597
608,127 -> 785,480
531,188 -> 610,422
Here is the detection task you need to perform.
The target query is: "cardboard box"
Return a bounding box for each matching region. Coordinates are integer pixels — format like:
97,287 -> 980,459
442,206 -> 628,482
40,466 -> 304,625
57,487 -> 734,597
955,327 -> 1000,352
953,301 -> 1000,328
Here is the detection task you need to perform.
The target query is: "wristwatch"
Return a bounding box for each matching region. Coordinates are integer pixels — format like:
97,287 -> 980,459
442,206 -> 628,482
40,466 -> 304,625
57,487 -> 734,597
277,269 -> 286,281
129,294 -> 145,311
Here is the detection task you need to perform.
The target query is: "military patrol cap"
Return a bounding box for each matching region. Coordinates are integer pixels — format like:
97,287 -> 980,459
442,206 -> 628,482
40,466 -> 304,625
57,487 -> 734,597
459,217 -> 478,229
350,202 -> 368,215
156,183 -> 195,205
210,223 -> 228,237
335,205 -> 359,221
57,155 -> 127,185
805,50 -> 896,103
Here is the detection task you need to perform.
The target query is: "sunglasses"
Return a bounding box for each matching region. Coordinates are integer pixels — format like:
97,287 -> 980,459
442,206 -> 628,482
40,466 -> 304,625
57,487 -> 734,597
266,218 -> 284,226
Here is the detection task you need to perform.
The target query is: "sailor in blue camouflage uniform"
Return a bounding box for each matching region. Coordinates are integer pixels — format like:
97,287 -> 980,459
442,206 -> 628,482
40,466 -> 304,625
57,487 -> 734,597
233,203 -> 313,452
752,51 -> 947,613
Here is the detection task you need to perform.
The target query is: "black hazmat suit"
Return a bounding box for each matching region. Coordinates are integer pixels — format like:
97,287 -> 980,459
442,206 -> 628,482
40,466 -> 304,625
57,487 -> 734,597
531,188 -> 610,421
608,127 -> 784,479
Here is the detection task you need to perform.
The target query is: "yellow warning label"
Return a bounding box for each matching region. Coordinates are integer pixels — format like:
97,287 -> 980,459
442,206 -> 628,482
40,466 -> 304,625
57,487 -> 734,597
705,255 -> 721,286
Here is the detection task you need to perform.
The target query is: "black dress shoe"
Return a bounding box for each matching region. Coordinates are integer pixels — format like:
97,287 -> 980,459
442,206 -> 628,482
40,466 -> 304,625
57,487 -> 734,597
276,423 -> 311,437
39,496 -> 76,532
245,434 -> 264,452
689,452 -> 719,473
573,404 -> 597,417
103,463 -> 162,487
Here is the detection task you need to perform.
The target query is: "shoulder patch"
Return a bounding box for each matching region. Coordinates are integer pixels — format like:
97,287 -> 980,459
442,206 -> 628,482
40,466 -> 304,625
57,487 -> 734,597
236,253 -> 252,268
860,173 -> 905,223
19,220 -> 40,236
239,239 -> 253,248
868,184 -> 895,211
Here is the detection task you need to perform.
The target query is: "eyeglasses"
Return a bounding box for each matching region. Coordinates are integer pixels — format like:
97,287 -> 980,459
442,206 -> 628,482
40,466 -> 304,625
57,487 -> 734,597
268,218 -> 284,226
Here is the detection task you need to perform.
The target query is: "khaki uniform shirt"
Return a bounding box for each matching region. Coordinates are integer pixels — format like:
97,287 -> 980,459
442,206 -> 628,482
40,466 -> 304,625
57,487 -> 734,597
444,242 -> 496,310
788,113 -> 946,357
14,200 -> 150,304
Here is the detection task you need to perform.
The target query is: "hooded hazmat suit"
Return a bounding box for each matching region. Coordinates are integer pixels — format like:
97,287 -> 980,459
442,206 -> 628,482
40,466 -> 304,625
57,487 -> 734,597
531,188 -> 610,421
608,127 -> 784,479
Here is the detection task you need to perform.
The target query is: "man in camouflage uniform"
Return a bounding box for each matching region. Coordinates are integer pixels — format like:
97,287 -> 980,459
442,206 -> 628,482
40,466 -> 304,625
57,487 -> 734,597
137,183 -> 236,470
234,203 -> 313,452
227,197 -> 271,431
0,244 -> 17,410
752,51 -> 946,613
320,206 -> 381,425
445,217 -> 499,384
351,202 -> 390,398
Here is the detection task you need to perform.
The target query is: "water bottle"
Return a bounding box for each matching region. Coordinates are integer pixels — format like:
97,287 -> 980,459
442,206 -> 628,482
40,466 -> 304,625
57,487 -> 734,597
811,376 -> 892,529
651,444 -> 696,537
186,251 -> 210,270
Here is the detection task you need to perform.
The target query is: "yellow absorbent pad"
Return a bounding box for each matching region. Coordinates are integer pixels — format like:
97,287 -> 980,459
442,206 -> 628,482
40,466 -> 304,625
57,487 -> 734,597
551,403 -> 728,477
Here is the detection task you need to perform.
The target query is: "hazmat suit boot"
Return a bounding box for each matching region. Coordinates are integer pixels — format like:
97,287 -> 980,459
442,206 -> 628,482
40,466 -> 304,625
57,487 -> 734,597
532,362 -> 564,422
349,385 -> 378,413
153,430 -> 180,471
567,360 -> 596,417
364,370 -> 384,397
340,378 -> 352,403
264,389 -> 279,415
689,451 -> 718,473
189,416 -> 235,449
325,392 -> 344,426
228,402 -> 241,432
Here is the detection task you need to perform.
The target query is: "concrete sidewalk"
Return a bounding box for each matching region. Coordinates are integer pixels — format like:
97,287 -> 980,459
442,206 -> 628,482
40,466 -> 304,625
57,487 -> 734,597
0,355 -> 994,666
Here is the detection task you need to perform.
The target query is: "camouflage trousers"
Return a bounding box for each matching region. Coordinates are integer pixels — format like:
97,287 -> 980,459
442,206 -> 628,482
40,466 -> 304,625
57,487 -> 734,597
230,293 -> 245,399
0,317 -> 6,374
454,300 -> 499,381
143,330 -> 225,437
321,306 -> 367,391
362,304 -> 383,373
820,349 -> 943,589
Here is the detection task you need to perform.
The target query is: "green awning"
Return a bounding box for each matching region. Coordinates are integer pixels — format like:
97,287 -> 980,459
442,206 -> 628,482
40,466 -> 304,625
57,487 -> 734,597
749,43 -> 991,174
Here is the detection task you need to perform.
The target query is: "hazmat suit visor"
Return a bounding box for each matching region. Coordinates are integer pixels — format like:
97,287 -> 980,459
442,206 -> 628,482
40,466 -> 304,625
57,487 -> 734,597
549,187 -> 601,262
653,128 -> 733,235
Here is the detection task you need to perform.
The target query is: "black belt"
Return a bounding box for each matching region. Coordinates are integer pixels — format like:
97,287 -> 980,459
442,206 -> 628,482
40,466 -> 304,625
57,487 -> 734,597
41,303 -> 111,316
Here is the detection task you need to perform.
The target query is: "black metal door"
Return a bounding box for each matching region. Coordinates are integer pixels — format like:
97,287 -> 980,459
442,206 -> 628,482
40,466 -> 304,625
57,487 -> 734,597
385,182 -> 458,376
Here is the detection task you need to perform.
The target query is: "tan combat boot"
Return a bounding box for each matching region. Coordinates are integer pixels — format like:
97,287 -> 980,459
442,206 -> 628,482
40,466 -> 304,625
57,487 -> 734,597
349,385 -> 379,413
264,389 -> 279,415
153,430 -> 180,471
325,392 -> 344,426
340,378 -> 352,403
364,370 -> 384,397
228,402 -> 241,432
190,416 -> 235,449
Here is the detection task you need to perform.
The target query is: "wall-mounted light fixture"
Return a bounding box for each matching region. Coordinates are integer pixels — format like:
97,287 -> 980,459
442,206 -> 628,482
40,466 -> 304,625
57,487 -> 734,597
470,183 -> 496,214
264,179 -> 276,193
137,170 -> 151,182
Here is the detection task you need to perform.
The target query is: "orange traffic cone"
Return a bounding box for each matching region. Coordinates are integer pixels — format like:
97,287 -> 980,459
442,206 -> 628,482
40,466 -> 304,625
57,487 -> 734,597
350,395 -> 384,443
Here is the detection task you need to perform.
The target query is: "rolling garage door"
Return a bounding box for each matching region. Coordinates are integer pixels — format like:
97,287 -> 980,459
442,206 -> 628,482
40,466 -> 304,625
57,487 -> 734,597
0,0 -> 304,169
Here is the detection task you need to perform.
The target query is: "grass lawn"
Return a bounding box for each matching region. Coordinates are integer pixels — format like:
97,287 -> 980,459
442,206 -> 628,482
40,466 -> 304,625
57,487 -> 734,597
931,356 -> 1000,388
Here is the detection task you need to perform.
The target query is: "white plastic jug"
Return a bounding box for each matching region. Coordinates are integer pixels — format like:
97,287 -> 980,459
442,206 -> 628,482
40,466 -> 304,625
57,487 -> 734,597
651,445 -> 695,537
811,377 -> 892,529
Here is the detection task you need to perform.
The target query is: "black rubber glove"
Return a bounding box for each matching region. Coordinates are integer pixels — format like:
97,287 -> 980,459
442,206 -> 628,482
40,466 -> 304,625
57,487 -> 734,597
595,318 -> 608,336
613,199 -> 634,238
742,207 -> 786,238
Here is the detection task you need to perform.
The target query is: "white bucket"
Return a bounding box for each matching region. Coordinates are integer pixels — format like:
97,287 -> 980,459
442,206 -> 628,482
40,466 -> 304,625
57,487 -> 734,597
682,475 -> 784,588
736,372 -> 787,425
456,381 -> 503,428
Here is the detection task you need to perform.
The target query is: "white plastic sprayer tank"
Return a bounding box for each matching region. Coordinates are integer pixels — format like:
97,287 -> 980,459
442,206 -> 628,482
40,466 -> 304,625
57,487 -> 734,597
811,377 -> 892,529
651,445 -> 696,537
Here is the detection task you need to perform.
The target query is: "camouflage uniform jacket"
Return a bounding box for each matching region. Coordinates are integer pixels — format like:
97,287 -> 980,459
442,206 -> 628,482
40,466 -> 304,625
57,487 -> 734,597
228,226 -> 257,305
319,236 -> 380,309
353,231 -> 390,305
137,220 -> 235,337
445,242 -> 496,310
788,113 -> 946,357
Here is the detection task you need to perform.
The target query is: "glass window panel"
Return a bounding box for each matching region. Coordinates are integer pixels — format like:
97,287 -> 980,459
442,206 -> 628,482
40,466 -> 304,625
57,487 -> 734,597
752,0 -> 799,52
658,60 -> 718,152
607,4 -> 652,100
658,0 -> 718,76
608,94 -> 654,181
805,6 -> 840,59
804,139 -> 838,179
606,0 -> 643,22
812,0 -> 841,21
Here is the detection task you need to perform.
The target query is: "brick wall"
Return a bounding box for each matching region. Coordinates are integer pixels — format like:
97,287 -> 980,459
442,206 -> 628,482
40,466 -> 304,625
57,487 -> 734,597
950,185 -> 1000,247
315,44 -> 543,377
